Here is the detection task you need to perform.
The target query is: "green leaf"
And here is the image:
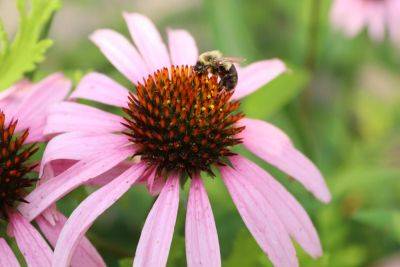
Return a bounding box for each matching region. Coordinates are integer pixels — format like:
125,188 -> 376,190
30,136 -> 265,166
353,209 -> 400,243
0,0 -> 61,91
242,65 -> 310,119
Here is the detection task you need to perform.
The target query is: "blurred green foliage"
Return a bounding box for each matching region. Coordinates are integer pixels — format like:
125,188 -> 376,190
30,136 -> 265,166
0,0 -> 60,90
1,0 -> 400,266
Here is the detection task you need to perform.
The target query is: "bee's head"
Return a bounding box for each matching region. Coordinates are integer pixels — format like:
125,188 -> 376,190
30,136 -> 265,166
194,61 -> 207,73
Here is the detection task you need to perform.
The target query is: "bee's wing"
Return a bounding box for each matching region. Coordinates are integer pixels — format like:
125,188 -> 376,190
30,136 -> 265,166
221,56 -> 246,64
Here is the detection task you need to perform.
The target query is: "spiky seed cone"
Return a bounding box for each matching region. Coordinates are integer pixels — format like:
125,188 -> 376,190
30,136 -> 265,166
123,66 -> 244,178
0,112 -> 38,219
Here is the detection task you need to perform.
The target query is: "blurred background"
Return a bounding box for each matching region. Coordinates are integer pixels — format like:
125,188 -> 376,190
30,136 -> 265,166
1,0 -> 400,266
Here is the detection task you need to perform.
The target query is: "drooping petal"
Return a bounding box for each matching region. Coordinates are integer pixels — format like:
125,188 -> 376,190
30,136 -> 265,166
239,118 -> 331,203
18,146 -> 133,221
186,176 -> 221,267
220,167 -> 298,267
146,169 -> 166,196
123,13 -> 171,73
134,175 -> 180,267
0,238 -> 20,267
39,132 -> 129,175
232,59 -> 286,100
53,163 -> 146,267
229,156 -> 322,258
36,210 -> 106,267
13,73 -> 71,137
167,29 -> 198,66
44,102 -> 125,135
8,212 -> 53,267
90,29 -> 149,84
71,72 -> 130,107
86,160 -> 136,186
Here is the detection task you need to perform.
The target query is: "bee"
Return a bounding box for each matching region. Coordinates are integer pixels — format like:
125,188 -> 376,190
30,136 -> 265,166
194,50 -> 244,91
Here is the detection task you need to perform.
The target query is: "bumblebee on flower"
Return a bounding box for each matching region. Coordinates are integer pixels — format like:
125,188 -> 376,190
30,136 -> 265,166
20,13 -> 331,267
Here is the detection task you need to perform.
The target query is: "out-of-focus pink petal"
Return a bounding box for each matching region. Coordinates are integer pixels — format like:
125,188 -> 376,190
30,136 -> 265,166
366,2 -> 386,42
53,163 -> 146,267
90,29 -> 149,84
239,118 -> 331,203
134,175 -> 180,267
39,132 -> 129,176
0,238 -> 20,267
220,167 -> 298,267
387,0 -> 400,45
230,156 -> 322,258
71,72 -> 130,107
36,210 -> 106,267
18,146 -> 133,221
123,13 -> 171,73
186,176 -> 221,267
44,102 -> 124,135
331,0 -> 367,38
8,212 -> 52,267
232,59 -> 286,100
14,73 -> 71,136
167,29 -> 198,66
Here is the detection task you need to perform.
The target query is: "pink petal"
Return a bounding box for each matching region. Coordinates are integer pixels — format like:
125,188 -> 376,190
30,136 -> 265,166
14,73 -> 71,136
134,175 -> 180,267
240,118 -> 331,203
53,163 -> 146,267
167,29 -> 198,66
86,160 -> 136,186
366,2 -> 386,42
145,169 -> 166,196
0,238 -> 20,267
332,0 -> 367,38
44,102 -> 125,135
232,59 -> 286,100
71,72 -> 130,107
18,146 -> 133,221
8,212 -> 53,267
186,176 -> 221,267
387,0 -> 400,45
36,210 -> 106,267
39,132 -> 129,176
90,29 -> 149,84
230,156 -> 322,258
0,80 -> 31,119
123,13 -> 171,73
220,167 -> 298,267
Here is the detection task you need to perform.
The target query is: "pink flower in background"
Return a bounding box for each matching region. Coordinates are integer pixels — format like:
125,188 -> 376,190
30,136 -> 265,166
0,74 -> 105,267
20,13 -> 331,267
330,0 -> 400,44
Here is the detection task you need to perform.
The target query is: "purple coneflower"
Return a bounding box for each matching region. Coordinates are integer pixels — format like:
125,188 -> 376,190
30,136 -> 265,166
20,13 -> 331,267
0,74 -> 105,267
330,0 -> 400,44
